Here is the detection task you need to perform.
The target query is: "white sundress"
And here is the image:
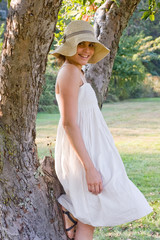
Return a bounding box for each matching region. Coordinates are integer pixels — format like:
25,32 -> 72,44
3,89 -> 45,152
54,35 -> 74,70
55,66 -> 152,227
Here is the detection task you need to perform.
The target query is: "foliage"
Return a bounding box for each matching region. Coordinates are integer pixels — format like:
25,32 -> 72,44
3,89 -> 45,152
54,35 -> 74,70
0,23 -> 4,53
136,35 -> 160,75
108,32 -> 160,100
51,0 -> 160,48
38,55 -> 59,113
127,0 -> 160,38
140,0 -> 160,21
109,33 -> 146,100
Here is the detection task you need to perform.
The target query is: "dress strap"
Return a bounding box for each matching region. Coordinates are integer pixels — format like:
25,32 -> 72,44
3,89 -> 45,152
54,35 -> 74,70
80,72 -> 87,84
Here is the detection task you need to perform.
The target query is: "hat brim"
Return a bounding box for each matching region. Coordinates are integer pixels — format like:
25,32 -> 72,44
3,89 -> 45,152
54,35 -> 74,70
50,34 -> 110,64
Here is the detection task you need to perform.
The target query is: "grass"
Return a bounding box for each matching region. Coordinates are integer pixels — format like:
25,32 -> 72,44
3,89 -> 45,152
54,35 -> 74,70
36,113 -> 59,159
36,97 -> 160,239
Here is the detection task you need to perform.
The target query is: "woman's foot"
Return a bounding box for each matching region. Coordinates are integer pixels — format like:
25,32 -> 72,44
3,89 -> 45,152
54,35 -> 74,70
62,206 -> 77,239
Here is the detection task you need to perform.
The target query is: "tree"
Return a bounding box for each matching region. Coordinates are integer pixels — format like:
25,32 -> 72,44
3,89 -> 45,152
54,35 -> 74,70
0,0 -> 67,239
0,0 -> 156,239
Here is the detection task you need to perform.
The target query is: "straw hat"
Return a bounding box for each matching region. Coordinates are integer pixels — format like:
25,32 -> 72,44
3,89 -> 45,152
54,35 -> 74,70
51,20 -> 110,64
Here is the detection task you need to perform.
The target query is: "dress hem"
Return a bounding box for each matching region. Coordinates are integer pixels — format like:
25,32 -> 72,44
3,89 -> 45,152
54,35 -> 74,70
58,197 -> 153,227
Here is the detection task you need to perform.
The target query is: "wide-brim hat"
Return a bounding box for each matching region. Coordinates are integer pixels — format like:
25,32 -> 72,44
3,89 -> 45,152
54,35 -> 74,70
50,20 -> 110,64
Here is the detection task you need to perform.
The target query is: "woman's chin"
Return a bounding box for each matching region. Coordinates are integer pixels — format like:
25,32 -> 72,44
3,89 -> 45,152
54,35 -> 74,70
80,58 -> 90,65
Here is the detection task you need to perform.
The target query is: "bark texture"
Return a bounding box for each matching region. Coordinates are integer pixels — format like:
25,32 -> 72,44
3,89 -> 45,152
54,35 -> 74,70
85,0 -> 141,108
0,0 -> 68,239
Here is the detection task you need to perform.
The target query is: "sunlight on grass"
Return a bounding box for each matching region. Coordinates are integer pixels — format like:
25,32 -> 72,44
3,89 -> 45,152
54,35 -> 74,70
36,98 -> 160,239
36,113 -> 59,161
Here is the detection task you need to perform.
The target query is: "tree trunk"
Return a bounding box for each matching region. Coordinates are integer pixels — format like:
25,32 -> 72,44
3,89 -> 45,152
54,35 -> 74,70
0,0 -> 68,239
85,0 -> 141,108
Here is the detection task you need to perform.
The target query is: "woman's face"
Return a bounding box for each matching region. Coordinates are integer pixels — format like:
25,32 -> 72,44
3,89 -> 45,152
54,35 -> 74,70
66,41 -> 95,69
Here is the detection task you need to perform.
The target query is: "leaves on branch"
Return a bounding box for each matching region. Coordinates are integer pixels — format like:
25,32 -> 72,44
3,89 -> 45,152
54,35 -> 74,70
7,0 -> 11,8
0,23 -> 4,53
141,0 -> 159,21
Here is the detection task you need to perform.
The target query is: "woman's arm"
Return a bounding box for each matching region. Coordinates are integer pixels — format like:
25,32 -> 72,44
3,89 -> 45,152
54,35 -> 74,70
57,65 -> 103,195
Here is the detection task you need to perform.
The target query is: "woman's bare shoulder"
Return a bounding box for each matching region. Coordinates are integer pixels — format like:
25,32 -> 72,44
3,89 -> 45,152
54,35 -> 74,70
57,64 -> 81,87
58,63 -> 81,77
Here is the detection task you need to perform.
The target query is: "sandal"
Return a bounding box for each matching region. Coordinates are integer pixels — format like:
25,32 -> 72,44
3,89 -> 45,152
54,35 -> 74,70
62,207 -> 77,240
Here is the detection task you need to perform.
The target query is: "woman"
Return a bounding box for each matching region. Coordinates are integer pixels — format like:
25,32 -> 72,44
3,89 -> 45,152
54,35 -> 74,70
51,20 -> 152,240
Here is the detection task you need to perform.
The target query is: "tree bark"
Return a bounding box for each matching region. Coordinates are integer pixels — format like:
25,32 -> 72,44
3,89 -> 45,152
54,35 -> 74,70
0,0 -> 68,239
85,0 -> 141,108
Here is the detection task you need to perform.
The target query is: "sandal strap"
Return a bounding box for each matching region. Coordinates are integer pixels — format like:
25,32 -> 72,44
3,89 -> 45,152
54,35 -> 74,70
66,223 -> 77,232
62,210 -> 77,231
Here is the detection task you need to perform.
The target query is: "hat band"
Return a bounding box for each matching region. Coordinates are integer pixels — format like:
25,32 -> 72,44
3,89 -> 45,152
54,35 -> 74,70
62,30 -> 94,43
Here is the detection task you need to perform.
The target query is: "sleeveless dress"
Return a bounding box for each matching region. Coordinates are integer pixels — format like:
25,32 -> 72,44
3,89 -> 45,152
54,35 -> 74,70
55,65 -> 152,227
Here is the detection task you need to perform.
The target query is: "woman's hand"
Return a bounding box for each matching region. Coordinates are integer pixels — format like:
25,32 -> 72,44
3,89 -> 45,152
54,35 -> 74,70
85,166 -> 103,195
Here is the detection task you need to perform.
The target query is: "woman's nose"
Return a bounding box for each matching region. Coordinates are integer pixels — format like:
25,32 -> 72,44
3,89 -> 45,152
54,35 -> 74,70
83,46 -> 90,53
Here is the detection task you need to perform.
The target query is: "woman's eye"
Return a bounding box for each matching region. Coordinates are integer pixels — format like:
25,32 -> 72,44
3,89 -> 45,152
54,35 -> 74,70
89,43 -> 95,48
78,42 -> 84,46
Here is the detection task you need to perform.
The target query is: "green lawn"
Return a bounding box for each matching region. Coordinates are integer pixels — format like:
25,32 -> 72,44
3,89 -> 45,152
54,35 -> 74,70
36,97 -> 160,239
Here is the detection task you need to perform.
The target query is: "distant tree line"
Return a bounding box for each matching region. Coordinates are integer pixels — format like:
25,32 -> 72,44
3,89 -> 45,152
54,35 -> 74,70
108,32 -> 160,101
107,0 -> 160,101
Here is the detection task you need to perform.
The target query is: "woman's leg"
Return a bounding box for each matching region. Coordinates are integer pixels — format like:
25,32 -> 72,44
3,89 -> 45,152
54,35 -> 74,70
75,220 -> 95,240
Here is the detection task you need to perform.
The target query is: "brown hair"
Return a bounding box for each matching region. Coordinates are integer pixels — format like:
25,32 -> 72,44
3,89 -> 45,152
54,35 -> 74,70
56,54 -> 66,67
